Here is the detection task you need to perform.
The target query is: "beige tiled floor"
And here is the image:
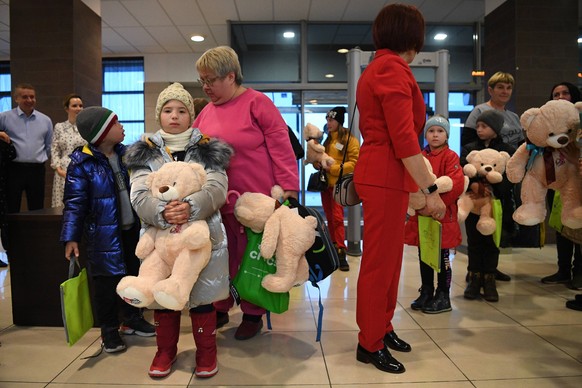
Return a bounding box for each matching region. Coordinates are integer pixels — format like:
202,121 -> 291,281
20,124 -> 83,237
1,244 -> 582,387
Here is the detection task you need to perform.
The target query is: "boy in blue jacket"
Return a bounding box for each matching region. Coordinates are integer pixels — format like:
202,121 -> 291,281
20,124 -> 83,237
60,107 -> 154,352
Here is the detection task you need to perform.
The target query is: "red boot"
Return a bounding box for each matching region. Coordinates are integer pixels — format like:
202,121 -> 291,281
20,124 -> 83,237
191,310 -> 218,378
149,310 -> 181,378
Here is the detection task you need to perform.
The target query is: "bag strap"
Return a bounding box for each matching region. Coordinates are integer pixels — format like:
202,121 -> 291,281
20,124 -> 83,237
68,255 -> 81,279
337,103 -> 358,182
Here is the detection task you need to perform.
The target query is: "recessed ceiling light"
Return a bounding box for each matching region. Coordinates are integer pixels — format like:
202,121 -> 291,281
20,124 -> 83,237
434,33 -> 447,41
283,31 -> 295,39
191,35 -> 205,42
325,74 -> 335,78
337,48 -> 349,54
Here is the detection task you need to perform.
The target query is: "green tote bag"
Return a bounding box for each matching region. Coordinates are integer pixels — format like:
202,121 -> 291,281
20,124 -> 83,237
232,228 -> 290,314
60,256 -> 94,346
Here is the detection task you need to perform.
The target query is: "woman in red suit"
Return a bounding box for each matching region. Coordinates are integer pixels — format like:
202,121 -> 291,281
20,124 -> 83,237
354,4 -> 446,374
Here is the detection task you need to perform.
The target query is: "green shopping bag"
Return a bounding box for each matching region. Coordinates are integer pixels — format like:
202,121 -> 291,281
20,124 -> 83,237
491,198 -> 503,248
60,256 -> 94,346
418,216 -> 442,272
232,228 -> 290,314
548,191 -> 563,232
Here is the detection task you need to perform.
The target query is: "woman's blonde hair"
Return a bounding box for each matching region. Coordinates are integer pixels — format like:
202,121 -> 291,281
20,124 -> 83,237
487,71 -> 514,88
196,46 -> 244,85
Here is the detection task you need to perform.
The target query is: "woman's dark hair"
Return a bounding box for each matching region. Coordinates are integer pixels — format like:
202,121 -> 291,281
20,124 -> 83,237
372,4 -> 425,53
549,82 -> 581,103
62,93 -> 82,109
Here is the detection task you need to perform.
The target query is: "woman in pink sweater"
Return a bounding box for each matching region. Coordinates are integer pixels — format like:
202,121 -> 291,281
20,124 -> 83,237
193,46 -> 299,341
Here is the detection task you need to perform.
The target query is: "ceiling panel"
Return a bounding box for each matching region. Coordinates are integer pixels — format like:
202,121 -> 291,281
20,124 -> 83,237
274,0 -> 310,20
308,0 -> 350,21
159,0 -> 206,25
101,0 -> 140,27
236,0 -> 272,21
121,0 -> 173,26
198,0 -> 239,24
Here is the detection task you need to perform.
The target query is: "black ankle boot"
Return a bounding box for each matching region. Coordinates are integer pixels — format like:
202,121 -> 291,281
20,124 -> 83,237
482,273 -> 499,302
464,271 -> 481,300
411,286 -> 434,311
422,288 -> 451,314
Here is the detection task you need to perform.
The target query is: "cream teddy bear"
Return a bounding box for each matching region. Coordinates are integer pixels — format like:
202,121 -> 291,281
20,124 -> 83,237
408,156 -> 453,216
506,99 -> 582,228
457,148 -> 511,235
117,161 -> 212,311
303,123 -> 335,169
234,186 -> 318,293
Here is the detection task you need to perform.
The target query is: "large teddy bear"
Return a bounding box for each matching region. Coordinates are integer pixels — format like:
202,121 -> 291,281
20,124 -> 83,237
303,123 -> 335,169
234,186 -> 318,292
117,161 -> 212,310
457,148 -> 511,235
408,156 -> 453,216
506,99 -> 582,228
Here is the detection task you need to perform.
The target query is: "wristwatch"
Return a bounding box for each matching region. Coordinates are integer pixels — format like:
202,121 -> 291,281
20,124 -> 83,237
421,183 -> 438,195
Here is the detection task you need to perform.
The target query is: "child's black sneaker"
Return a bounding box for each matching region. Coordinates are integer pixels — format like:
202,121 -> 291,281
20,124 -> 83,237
120,316 -> 156,337
101,328 -> 126,353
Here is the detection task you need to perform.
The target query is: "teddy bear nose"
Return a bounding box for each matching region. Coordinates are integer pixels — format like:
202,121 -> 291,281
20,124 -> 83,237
484,166 -> 492,172
159,186 -> 170,194
557,136 -> 569,145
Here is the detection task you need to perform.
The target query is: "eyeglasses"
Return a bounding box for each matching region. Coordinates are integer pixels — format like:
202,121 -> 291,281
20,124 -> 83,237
197,76 -> 223,87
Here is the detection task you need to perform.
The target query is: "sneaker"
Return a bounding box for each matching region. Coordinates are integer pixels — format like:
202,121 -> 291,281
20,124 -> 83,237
410,287 -> 434,311
216,311 -> 229,329
495,269 -> 511,282
234,318 -> 263,340
121,316 -> 156,337
541,271 -> 571,284
102,328 -> 126,353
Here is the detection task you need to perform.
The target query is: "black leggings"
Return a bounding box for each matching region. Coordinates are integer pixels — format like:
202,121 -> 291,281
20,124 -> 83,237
418,248 -> 452,290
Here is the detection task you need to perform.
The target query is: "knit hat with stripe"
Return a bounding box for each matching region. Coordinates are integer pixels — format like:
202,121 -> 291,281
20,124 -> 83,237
77,106 -> 118,145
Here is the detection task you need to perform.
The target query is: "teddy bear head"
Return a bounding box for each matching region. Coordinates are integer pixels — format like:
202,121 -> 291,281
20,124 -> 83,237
520,99 -> 580,148
145,161 -> 207,202
464,148 -> 510,183
303,123 -> 323,140
234,185 -> 284,233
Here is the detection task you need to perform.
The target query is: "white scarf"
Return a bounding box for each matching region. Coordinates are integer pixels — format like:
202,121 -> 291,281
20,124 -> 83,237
158,128 -> 193,153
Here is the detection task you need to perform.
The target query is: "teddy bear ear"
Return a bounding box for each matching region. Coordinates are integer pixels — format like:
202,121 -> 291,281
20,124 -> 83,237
500,151 -> 511,162
520,107 -> 540,131
574,101 -> 582,114
188,163 -> 207,186
466,150 -> 477,163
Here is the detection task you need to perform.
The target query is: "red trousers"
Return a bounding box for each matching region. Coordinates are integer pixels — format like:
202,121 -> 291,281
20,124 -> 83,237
355,183 -> 408,352
320,186 -> 346,249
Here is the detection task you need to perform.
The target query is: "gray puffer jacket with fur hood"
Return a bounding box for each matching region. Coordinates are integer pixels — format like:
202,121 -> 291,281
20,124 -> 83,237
124,128 -> 233,309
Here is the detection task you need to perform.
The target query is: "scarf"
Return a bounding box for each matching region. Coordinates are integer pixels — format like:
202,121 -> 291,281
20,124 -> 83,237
158,128 -> 193,153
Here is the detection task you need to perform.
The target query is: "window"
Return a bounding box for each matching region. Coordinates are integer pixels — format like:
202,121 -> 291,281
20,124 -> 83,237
102,58 -> 144,144
0,62 -> 11,112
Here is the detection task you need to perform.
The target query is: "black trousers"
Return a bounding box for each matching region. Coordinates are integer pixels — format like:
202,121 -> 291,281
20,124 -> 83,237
556,232 -> 582,275
92,223 -> 141,329
465,212 -> 499,274
418,248 -> 452,290
7,162 -> 45,213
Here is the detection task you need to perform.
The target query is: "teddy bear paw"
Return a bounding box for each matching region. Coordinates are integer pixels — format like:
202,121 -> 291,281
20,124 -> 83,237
476,218 -> 496,235
512,205 -> 544,226
154,291 -> 187,311
116,284 -> 153,307
562,209 -> 582,229
261,275 -> 293,293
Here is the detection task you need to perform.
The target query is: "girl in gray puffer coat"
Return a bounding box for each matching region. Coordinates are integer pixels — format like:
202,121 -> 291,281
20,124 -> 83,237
124,83 -> 232,379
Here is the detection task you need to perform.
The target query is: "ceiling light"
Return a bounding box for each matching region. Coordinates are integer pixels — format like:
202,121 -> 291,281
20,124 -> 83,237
190,35 -> 205,42
337,48 -> 349,54
578,37 -> 582,44
309,99 -> 318,104
325,74 -> 335,78
283,31 -> 295,39
434,33 -> 447,41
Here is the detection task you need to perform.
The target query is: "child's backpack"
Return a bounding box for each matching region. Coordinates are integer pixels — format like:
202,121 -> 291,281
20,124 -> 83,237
286,197 -> 339,341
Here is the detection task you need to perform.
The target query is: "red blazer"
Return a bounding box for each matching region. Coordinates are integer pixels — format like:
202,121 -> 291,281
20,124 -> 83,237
354,49 -> 425,193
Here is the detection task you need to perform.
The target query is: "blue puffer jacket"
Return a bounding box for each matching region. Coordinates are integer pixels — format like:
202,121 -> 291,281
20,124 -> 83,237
61,143 -> 137,276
